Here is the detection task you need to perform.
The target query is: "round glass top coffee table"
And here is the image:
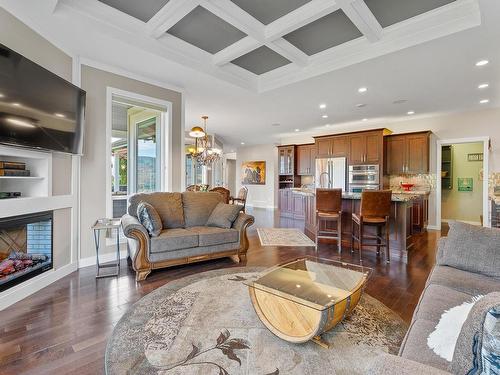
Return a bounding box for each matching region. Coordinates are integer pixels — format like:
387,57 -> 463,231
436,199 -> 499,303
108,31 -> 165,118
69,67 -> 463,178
245,256 -> 372,348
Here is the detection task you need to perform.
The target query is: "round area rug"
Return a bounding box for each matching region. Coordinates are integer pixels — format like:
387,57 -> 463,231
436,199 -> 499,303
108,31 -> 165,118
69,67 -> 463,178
106,267 -> 407,375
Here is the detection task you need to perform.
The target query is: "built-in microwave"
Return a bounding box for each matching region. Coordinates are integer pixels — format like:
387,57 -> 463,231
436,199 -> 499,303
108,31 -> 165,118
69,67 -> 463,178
348,165 -> 380,185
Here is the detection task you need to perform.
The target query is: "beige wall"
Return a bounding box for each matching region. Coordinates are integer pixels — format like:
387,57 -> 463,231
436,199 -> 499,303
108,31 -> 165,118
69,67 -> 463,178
236,144 -> 278,208
442,143 -> 483,224
1,8 -> 75,269
80,65 -> 183,258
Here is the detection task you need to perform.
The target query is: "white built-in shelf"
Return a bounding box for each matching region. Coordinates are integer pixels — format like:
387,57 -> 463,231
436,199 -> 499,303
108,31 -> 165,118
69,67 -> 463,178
0,176 -> 45,180
0,145 -> 52,201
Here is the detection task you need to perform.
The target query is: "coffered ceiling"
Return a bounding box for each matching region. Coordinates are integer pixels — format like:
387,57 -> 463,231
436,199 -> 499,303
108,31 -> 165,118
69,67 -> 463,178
50,0 -> 479,92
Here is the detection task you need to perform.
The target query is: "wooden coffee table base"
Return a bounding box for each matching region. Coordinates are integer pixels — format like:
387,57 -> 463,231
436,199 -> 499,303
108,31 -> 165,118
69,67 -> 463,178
249,285 -> 363,347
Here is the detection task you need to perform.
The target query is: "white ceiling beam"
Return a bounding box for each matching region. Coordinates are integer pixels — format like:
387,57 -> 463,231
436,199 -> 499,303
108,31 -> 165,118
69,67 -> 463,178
267,39 -> 309,67
213,36 -> 261,66
265,0 -> 340,41
147,0 -> 199,39
201,0 -> 265,41
336,0 -> 382,42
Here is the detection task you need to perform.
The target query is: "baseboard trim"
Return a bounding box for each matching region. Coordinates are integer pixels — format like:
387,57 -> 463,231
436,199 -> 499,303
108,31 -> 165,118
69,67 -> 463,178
427,225 -> 440,230
78,250 -> 128,269
0,262 -> 77,311
246,204 -> 276,209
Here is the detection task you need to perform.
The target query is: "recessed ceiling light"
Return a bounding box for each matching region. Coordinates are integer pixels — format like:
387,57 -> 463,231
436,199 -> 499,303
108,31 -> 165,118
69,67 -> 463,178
55,113 -> 65,118
362,118 -> 368,122
356,103 -> 366,108
296,284 -> 301,288
407,111 -> 415,115
271,123 -> 280,127
0,93 -> 5,98
480,99 -> 490,104
478,83 -> 489,89
322,115 -> 328,119
325,124 -> 331,127
294,129 -> 300,132
240,142 -> 245,145
12,102 -> 21,107
475,60 -> 489,67
358,87 -> 367,93
319,103 -> 327,109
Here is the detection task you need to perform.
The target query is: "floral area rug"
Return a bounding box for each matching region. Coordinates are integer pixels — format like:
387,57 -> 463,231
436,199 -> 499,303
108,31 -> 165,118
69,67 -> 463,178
105,267 -> 407,374
257,228 -> 316,247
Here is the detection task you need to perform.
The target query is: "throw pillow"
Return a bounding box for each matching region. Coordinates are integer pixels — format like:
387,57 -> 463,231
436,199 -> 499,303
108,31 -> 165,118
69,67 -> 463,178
137,202 -> 163,237
206,203 -> 242,229
452,292 -> 500,375
439,221 -> 500,278
427,295 -> 484,362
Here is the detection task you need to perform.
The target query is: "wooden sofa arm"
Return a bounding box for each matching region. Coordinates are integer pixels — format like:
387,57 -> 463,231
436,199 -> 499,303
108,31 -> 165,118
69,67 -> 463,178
232,212 -> 255,260
121,214 -> 152,281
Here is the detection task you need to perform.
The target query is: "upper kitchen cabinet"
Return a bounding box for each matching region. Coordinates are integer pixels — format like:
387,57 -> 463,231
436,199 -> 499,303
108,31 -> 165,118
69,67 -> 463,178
349,130 -> 384,165
278,145 -> 296,175
297,144 -> 316,175
315,135 -> 348,158
385,131 -> 431,174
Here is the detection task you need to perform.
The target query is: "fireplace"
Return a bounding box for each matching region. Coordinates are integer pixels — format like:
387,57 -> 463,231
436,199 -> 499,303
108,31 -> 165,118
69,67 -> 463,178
0,211 -> 53,292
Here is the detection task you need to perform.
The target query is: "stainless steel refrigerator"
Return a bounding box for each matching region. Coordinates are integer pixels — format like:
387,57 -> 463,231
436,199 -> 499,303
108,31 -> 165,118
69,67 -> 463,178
315,157 -> 347,190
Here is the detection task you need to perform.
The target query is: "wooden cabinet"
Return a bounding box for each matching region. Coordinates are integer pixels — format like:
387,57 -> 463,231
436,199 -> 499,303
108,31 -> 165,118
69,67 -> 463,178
349,131 -> 383,164
292,194 -> 305,219
412,195 -> 429,232
297,144 -> 316,175
278,146 -> 296,175
315,136 -> 348,158
385,132 -> 430,174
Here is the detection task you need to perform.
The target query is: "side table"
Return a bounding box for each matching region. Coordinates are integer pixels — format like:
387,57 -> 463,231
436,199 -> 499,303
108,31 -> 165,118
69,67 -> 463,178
92,218 -> 121,278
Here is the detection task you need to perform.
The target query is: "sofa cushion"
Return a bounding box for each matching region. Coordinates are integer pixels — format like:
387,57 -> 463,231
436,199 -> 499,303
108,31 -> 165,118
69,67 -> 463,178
129,192 -> 184,229
137,202 -> 162,237
182,192 -> 223,227
150,228 -> 198,253
206,203 -> 242,229
188,226 -> 239,247
439,221 -> 500,278
427,265 -> 500,296
452,292 -> 500,375
413,284 -> 473,323
400,319 -> 450,371
148,242 -> 241,262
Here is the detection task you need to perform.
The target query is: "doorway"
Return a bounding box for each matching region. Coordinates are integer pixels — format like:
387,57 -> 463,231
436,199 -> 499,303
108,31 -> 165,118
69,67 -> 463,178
437,137 -> 489,229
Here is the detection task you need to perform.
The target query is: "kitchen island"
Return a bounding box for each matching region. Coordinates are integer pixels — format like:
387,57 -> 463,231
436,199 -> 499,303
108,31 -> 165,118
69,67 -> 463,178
289,189 -> 419,263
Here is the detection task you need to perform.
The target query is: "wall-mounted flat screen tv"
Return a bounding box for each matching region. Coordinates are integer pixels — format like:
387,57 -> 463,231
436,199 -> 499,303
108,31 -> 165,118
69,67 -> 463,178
0,43 -> 86,155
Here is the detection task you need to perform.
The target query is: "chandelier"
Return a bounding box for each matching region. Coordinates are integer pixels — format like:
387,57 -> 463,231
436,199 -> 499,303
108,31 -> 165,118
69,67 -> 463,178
188,116 -> 221,166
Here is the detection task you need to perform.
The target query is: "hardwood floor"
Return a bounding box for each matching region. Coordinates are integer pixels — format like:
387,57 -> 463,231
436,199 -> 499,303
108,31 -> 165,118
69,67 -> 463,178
0,208 -> 442,375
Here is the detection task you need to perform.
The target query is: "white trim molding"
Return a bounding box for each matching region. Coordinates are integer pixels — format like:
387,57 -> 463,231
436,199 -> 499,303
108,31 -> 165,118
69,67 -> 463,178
0,262 -> 77,311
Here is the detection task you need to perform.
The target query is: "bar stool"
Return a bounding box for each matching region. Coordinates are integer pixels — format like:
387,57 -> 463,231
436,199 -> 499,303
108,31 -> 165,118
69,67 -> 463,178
351,190 -> 392,263
315,188 -> 343,253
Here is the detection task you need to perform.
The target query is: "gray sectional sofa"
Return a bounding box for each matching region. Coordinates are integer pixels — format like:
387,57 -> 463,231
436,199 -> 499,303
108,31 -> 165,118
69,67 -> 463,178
370,221 -> 500,374
121,191 -> 254,281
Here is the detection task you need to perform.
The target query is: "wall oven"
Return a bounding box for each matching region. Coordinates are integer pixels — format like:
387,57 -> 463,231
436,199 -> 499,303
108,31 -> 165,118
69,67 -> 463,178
348,165 -> 379,192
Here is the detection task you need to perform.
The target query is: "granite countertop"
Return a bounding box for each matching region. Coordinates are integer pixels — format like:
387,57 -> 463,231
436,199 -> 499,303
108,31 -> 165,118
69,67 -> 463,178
291,188 -> 420,202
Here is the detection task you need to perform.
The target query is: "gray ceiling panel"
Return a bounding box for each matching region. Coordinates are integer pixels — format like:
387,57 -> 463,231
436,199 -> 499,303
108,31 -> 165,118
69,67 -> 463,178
364,0 -> 456,28
167,6 -> 246,54
98,0 -> 170,22
231,46 -> 291,75
230,0 -> 311,25
283,10 -> 362,56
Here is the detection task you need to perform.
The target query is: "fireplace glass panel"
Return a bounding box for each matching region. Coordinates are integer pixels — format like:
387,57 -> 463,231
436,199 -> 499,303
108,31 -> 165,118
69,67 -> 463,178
0,211 -> 53,292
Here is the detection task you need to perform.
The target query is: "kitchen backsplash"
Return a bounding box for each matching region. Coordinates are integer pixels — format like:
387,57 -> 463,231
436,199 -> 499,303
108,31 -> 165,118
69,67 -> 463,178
389,174 -> 437,192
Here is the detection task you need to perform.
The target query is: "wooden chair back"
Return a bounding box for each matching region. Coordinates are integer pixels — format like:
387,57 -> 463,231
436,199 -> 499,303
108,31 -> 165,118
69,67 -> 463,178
316,188 -> 342,213
210,187 -> 230,204
360,190 -> 392,218
237,186 -> 248,200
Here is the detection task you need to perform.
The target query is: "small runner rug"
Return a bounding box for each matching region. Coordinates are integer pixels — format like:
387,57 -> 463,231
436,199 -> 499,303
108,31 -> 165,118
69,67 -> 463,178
257,228 -> 316,247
